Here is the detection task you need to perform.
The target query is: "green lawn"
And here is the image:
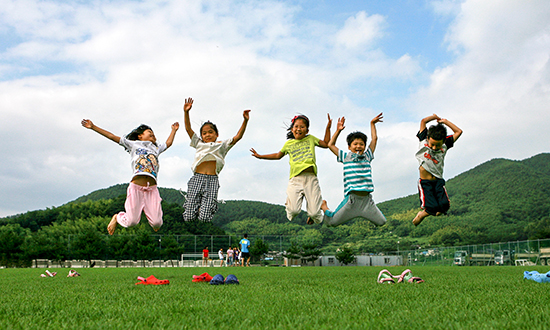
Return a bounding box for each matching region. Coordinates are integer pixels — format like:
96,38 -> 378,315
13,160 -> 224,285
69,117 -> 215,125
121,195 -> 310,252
1,266 -> 549,329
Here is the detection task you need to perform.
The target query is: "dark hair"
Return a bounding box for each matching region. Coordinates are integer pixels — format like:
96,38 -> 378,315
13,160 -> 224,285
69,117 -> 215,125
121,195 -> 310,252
126,124 -> 152,141
427,123 -> 447,141
286,115 -> 310,139
346,131 -> 367,146
200,121 -> 218,135
244,234 -> 248,238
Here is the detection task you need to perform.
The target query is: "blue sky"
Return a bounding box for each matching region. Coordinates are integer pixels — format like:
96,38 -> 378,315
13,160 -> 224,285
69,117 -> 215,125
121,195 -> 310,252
1,0 -> 550,218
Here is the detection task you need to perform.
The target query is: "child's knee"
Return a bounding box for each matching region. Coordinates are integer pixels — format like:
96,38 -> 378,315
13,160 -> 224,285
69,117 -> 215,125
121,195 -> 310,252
286,208 -> 301,221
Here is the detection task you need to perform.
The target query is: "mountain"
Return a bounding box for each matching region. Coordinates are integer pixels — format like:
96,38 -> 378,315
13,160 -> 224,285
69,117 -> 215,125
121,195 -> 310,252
2,153 -> 550,250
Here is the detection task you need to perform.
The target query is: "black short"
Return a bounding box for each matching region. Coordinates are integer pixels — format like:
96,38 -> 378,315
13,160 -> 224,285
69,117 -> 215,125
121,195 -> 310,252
241,252 -> 250,259
418,178 -> 450,216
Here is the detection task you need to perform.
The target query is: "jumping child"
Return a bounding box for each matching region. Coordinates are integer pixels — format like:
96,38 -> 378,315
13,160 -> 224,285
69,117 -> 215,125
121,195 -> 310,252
250,114 -> 331,224
81,119 -> 179,235
321,114 -> 386,227
413,114 -> 462,226
182,97 -> 250,222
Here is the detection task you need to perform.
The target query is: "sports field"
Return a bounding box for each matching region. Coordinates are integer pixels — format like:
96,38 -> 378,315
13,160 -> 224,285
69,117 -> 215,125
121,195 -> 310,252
1,266 -> 549,329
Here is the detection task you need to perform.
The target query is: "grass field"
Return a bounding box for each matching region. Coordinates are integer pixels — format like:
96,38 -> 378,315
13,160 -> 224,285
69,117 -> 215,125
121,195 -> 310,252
1,266 -> 550,329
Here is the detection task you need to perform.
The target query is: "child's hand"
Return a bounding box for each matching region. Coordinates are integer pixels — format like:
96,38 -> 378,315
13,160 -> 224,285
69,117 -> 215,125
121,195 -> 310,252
183,98 -> 193,112
327,113 -> 332,129
371,112 -> 383,125
243,110 -> 251,121
437,118 -> 449,125
172,122 -> 180,131
81,119 -> 94,129
250,148 -> 261,158
337,117 -> 346,131
430,113 -> 441,121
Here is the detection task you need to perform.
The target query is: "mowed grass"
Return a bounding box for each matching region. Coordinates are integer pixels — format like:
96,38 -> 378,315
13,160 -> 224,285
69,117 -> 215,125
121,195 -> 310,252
1,266 -> 550,329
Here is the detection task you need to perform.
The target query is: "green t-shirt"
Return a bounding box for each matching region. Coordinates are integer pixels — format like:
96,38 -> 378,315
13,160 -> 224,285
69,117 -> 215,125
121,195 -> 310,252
280,135 -> 320,178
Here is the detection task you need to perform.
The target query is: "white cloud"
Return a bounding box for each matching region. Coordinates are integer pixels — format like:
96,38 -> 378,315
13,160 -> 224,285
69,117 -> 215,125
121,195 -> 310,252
1,0 -> 549,220
335,11 -> 385,49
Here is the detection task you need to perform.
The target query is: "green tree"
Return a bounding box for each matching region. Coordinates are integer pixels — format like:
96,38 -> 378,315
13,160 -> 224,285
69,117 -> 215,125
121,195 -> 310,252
335,245 -> 356,266
301,243 -> 322,266
283,242 -> 301,265
0,224 -> 29,267
250,238 -> 270,264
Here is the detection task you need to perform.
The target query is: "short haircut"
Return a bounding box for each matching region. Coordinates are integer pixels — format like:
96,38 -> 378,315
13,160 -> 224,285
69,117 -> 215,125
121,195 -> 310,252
126,124 -> 152,141
427,123 -> 447,141
346,131 -> 367,146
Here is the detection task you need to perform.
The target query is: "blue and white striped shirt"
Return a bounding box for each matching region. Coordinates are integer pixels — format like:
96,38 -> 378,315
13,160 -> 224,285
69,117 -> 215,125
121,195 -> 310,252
337,148 -> 375,196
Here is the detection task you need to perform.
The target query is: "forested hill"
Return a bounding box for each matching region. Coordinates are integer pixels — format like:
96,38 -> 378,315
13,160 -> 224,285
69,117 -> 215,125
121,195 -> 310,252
2,153 -> 550,251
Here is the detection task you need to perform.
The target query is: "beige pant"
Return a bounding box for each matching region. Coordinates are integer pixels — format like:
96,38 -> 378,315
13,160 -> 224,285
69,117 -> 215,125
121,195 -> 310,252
285,172 -> 323,223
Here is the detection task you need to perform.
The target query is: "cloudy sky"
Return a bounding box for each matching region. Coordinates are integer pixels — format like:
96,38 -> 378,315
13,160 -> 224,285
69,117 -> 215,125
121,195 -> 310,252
1,0 -> 549,218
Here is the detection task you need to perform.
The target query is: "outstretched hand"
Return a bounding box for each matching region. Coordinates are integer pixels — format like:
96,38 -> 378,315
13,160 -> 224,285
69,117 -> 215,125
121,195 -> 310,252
243,110 -> 251,121
172,122 -> 180,130
371,112 -> 383,125
250,148 -> 260,158
183,98 -> 193,112
81,119 -> 94,129
336,117 -> 346,131
327,113 -> 332,129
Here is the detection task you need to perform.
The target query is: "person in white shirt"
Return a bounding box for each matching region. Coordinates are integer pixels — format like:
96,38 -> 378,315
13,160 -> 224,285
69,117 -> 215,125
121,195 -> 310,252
182,97 -> 250,222
81,119 -> 179,234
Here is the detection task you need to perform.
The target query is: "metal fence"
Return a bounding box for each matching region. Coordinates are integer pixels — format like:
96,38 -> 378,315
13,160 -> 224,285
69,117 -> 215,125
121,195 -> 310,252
61,234 -> 550,267
391,238 -> 550,267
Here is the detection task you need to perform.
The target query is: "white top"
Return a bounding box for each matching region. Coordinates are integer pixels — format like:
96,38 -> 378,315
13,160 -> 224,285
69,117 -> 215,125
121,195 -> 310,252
415,129 -> 454,179
119,137 -> 167,182
190,133 -> 234,175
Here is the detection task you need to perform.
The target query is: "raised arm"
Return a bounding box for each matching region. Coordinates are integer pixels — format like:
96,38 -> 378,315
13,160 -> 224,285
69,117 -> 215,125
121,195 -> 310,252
231,110 -> 251,145
438,118 -> 463,142
250,148 -> 285,160
419,113 -> 441,132
165,122 -> 180,148
369,113 -> 383,153
318,113 -> 332,148
328,117 -> 345,156
183,97 -> 195,139
81,119 -> 121,144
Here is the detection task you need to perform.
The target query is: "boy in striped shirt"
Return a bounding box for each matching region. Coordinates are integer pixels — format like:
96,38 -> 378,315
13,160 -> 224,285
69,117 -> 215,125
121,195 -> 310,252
321,114 -> 386,227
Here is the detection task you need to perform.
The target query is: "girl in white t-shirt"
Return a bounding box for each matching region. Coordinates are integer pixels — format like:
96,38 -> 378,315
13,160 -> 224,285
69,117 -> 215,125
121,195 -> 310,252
81,119 -> 179,234
182,97 -> 250,222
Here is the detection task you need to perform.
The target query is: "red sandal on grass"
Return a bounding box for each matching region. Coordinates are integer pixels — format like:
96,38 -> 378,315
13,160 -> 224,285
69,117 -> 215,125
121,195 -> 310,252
192,272 -> 213,282
135,275 -> 170,285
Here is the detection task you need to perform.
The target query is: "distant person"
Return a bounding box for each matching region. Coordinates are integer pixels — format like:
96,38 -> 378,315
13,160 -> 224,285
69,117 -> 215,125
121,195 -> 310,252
240,234 -> 251,267
250,114 -> 331,225
182,97 -> 250,222
234,247 -> 240,266
218,248 -> 225,267
413,114 -> 462,226
321,114 -> 386,227
81,119 -> 179,235
202,247 -> 209,267
227,247 -> 234,267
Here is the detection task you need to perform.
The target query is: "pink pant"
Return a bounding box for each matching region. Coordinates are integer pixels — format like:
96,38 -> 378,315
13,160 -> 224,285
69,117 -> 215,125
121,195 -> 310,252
117,183 -> 163,230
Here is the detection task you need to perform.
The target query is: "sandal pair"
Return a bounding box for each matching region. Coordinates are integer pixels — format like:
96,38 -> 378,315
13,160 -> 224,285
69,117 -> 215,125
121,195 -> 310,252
377,269 -> 424,284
